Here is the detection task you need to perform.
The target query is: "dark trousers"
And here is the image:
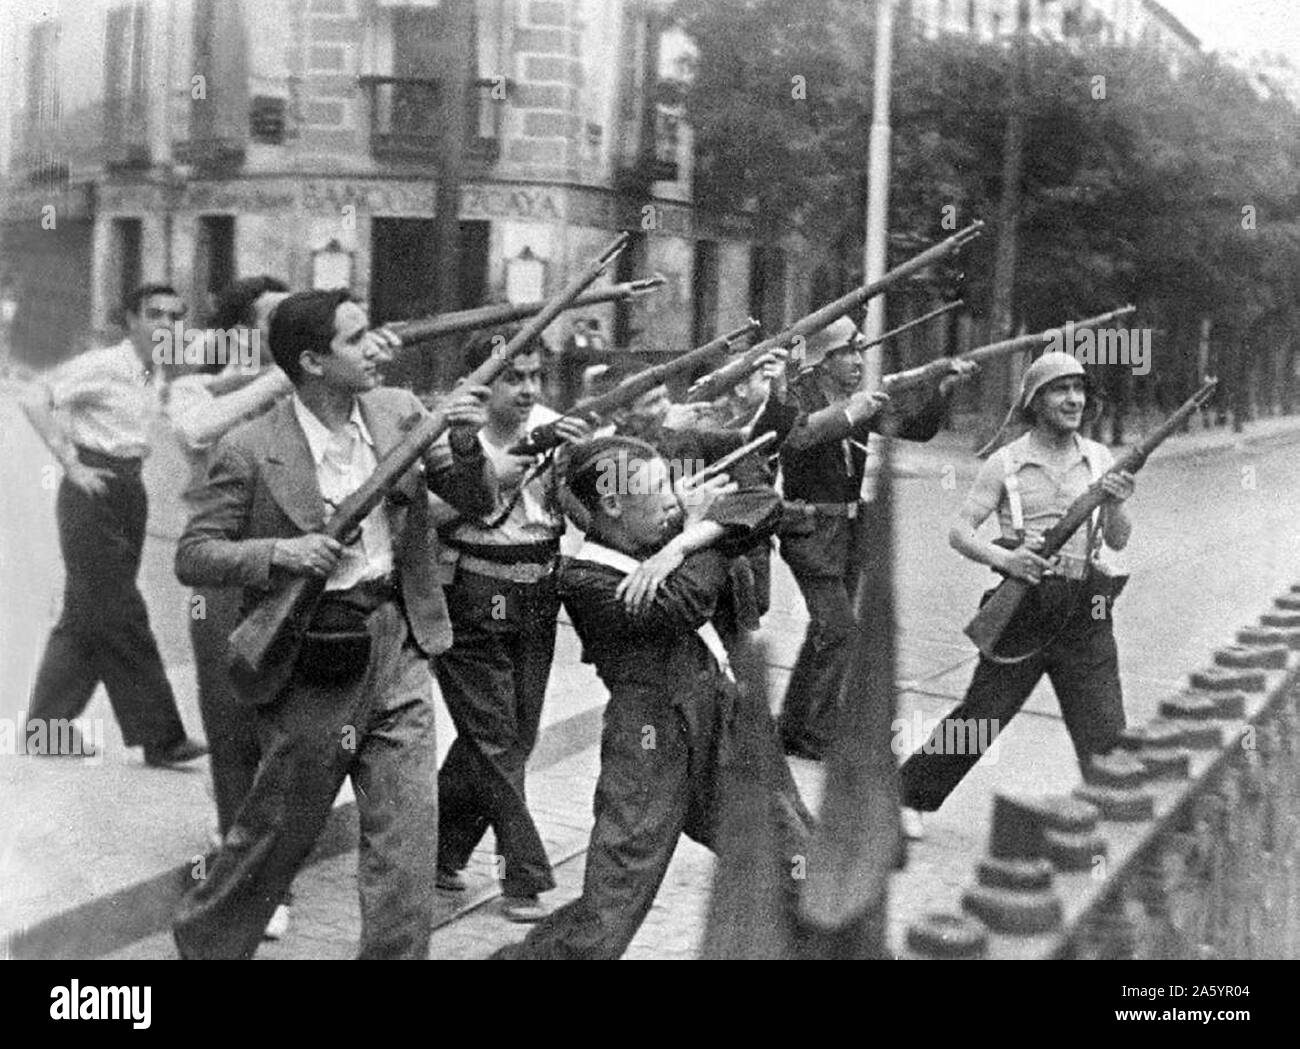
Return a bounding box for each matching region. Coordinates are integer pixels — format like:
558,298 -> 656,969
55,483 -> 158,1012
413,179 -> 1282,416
174,601 -> 438,959
434,569 -> 558,897
777,515 -> 864,755
190,585 -> 260,836
500,674 -> 808,959
29,457 -> 185,748
901,575 -> 1128,812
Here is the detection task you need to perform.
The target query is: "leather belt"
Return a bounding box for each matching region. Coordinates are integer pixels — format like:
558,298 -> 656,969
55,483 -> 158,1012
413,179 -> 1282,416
457,555 -> 554,585
76,446 -> 143,473
443,539 -> 559,564
792,500 -> 861,520
1047,554 -> 1092,582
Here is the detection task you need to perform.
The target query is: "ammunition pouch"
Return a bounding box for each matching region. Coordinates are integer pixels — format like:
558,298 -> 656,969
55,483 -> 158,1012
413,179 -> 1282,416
294,592 -> 382,686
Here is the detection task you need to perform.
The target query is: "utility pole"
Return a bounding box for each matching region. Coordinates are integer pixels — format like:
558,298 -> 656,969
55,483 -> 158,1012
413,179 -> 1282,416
985,0 -> 1031,421
860,0 -> 897,389
427,0 -> 473,390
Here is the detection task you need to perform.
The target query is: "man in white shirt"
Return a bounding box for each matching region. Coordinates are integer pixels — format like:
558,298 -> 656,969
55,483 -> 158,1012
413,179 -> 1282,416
173,289 -> 495,959
20,284 -> 206,766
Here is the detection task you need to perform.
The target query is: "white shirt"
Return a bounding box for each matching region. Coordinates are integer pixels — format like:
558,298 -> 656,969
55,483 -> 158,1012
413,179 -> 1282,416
440,403 -> 566,547
45,340 -> 161,459
292,395 -> 394,591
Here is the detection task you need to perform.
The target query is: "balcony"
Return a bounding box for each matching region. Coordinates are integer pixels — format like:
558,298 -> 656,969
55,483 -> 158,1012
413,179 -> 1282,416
359,76 -> 504,165
171,137 -> 246,172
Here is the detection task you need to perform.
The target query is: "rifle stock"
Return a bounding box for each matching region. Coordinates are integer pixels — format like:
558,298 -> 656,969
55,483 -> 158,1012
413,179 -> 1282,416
226,232 -> 632,699
963,377 -> 1218,657
685,222 -> 984,403
508,318 -> 762,456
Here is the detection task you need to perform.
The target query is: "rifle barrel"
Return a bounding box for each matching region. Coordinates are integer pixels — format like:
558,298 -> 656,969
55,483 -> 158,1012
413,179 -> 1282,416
859,300 -> 963,352
507,319 -> 762,456
689,431 -> 778,487
881,305 -> 1139,396
686,221 -> 984,403
385,273 -> 665,345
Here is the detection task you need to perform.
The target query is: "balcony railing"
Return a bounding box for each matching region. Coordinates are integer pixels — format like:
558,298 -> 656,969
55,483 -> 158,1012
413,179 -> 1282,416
359,76 -> 504,164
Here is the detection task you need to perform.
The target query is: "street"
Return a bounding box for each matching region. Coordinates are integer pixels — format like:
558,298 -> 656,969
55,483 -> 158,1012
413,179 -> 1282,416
4,382 -> 1300,959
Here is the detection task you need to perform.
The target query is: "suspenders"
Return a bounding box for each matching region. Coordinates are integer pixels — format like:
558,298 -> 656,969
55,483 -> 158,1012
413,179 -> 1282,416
1000,438 -> 1106,563
1001,447 -> 1026,537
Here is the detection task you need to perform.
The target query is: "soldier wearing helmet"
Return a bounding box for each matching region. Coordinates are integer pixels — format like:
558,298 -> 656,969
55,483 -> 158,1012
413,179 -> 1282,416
898,351 -> 1136,839
776,315 -> 976,761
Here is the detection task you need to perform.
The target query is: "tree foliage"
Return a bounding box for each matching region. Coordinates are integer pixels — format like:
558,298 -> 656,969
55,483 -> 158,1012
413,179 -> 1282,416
673,0 -> 1300,416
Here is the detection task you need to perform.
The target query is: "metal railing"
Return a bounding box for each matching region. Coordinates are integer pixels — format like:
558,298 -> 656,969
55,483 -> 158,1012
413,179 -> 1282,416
906,589 -> 1300,960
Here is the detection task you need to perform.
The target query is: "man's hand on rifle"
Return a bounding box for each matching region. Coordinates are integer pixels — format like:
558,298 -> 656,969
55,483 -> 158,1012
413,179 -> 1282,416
271,534 -> 344,578
755,347 -> 789,401
1100,471 -> 1136,503
677,471 -> 738,527
553,414 -> 594,446
939,359 -> 979,397
845,389 -> 890,426
997,532 -> 1057,584
443,384 -> 491,432
369,326 -> 402,364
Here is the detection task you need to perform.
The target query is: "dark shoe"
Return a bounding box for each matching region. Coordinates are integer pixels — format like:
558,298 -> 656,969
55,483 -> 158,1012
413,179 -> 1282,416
782,738 -> 825,762
144,737 -> 208,768
501,895 -> 550,924
436,868 -> 466,892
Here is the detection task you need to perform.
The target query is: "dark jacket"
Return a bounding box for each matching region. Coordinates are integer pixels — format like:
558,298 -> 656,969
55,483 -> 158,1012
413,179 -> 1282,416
781,373 -> 945,504
559,548 -> 735,716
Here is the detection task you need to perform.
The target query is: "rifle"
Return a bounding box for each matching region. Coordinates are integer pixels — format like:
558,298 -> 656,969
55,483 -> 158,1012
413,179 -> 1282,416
507,318 -> 763,456
859,299 -> 963,353
684,222 -> 984,403
382,275 -> 665,345
880,306 -> 1137,397
963,377 -> 1219,658
225,232 -> 632,700
685,431 -> 778,487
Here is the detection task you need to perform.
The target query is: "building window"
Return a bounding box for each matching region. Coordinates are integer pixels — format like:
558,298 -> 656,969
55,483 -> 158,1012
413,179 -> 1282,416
749,246 -> 787,333
195,216 -> 235,321
26,21 -> 61,136
113,219 -> 143,308
104,3 -> 150,164
691,240 -> 719,347
653,104 -> 681,180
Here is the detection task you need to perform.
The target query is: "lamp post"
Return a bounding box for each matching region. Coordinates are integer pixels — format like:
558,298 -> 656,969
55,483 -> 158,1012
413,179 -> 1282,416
860,0 -> 898,389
